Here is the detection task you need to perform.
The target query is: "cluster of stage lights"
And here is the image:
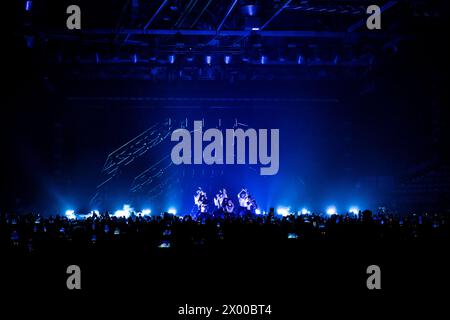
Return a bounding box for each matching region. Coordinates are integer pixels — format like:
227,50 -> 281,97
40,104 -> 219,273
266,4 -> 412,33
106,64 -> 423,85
276,206 -> 359,217
165,54 -> 305,66
64,206 -> 176,220
64,205 -> 360,220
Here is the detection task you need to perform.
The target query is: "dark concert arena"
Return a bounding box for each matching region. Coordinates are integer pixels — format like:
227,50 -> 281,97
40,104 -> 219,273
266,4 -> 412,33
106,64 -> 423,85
2,0 -> 449,317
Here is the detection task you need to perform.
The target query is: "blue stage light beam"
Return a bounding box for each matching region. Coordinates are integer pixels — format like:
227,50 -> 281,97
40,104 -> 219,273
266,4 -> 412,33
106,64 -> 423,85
301,208 -> 310,215
113,204 -> 132,218
277,206 -> 291,217
65,210 -> 76,220
326,206 -> 337,215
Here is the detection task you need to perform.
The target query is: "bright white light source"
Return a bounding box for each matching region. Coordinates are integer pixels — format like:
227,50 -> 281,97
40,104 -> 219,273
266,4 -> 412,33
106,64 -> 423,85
301,208 -> 310,215
65,210 -> 76,220
113,204 -> 132,218
141,209 -> 151,216
255,209 -> 261,215
326,206 -> 337,215
168,208 -> 177,215
277,207 -> 291,217
349,207 -> 359,215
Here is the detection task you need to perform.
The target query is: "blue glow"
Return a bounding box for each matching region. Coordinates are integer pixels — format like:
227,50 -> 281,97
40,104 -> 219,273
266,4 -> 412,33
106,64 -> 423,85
168,55 -> 175,64
349,207 -> 359,215
252,27 -> 260,31
65,210 -> 76,220
205,55 -> 212,65
132,54 -> 138,64
141,209 -> 151,216
297,55 -> 304,65
301,208 -> 311,215
224,55 -> 231,65
277,206 -> 291,217
255,208 -> 261,215
85,210 -> 99,218
158,241 -> 171,248
168,207 -> 177,215
25,1 -> 32,11
326,206 -> 337,215
113,204 -> 132,218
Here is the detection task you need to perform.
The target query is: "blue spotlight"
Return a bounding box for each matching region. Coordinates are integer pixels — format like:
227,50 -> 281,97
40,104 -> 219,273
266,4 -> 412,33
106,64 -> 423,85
301,208 -> 310,215
255,208 -> 261,215
25,36 -> 35,48
168,207 -> 177,215
132,53 -> 138,64
113,204 -> 132,218
252,27 -> 260,31
85,210 -> 99,219
277,206 -> 291,217
349,207 -> 359,215
297,55 -> 304,65
168,54 -> 175,64
205,55 -> 212,65
141,209 -> 151,216
326,206 -> 337,215
25,1 -> 32,11
224,55 -> 231,65
65,210 -> 76,220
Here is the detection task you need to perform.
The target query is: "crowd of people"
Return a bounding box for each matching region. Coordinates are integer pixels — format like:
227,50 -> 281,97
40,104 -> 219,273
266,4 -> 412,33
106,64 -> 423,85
1,208 -> 448,254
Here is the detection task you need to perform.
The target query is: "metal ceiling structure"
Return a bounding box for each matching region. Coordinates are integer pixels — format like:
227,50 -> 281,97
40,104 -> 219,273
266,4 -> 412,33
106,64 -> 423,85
16,0 -> 447,81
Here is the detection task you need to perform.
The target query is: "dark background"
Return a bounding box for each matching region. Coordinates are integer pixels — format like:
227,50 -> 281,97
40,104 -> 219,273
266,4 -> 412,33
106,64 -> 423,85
1,0 -> 449,315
